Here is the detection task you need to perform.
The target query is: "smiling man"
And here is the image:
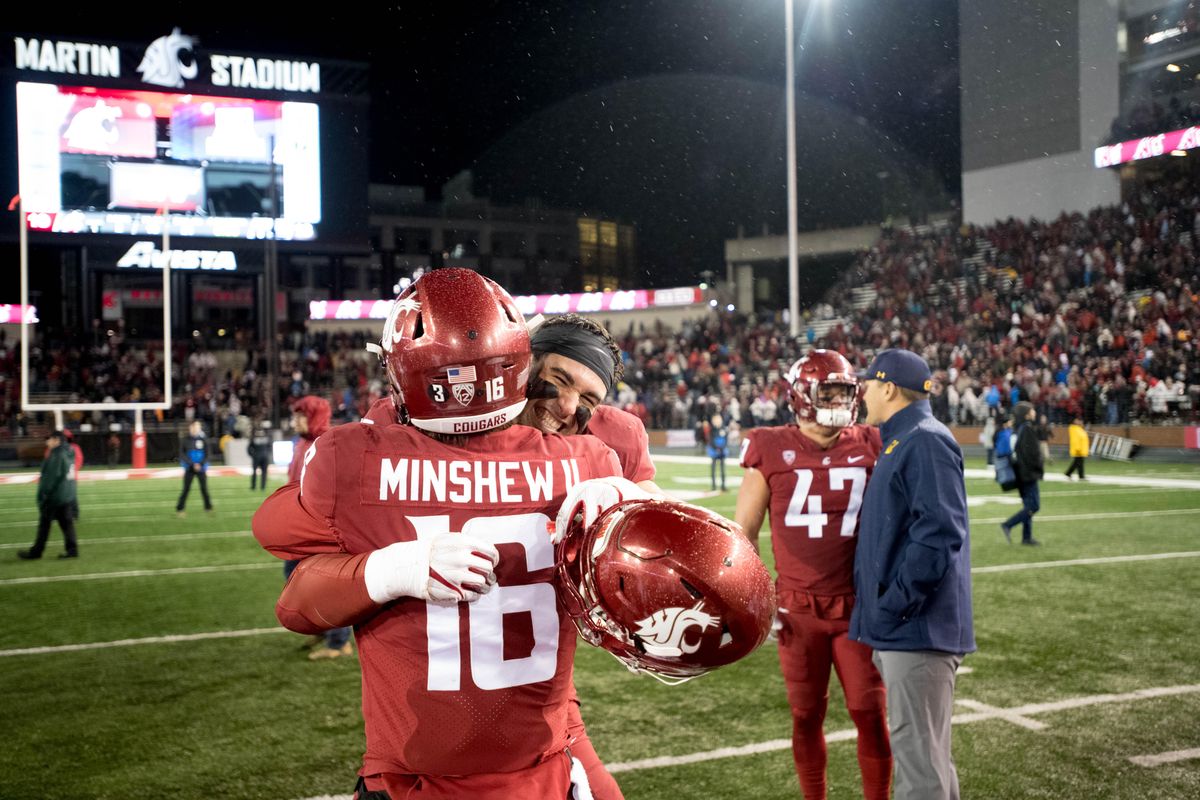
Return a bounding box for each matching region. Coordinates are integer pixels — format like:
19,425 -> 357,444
518,313 -> 658,492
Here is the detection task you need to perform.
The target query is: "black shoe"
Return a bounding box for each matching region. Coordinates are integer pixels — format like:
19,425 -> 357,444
1021,538 -> 1041,546
1000,524 -> 1012,544
58,552 -> 78,559
17,549 -> 41,560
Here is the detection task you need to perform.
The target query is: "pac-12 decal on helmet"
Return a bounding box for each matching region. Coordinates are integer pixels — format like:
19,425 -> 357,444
556,498 -> 775,683
785,349 -> 861,429
369,268 -> 531,434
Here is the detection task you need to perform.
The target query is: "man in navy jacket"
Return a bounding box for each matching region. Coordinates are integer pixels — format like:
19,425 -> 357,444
850,349 -> 975,800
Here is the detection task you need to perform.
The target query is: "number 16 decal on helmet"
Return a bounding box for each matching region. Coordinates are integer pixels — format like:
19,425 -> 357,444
555,498 -> 776,683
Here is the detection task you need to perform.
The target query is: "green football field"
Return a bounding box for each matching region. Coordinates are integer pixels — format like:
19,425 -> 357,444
1,455 -> 1198,800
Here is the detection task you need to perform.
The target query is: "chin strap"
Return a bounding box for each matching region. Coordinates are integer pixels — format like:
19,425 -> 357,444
611,651 -> 701,685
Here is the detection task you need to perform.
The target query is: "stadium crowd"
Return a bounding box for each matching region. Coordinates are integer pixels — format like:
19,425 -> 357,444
3,178 -> 1197,438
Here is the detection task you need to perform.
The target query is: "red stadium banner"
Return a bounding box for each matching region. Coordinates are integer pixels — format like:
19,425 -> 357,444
1185,427 -> 1200,449
1094,125 -> 1200,168
0,304 -> 38,324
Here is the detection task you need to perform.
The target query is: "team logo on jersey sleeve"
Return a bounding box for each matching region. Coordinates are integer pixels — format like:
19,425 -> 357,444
633,601 -> 719,657
782,450 -> 796,465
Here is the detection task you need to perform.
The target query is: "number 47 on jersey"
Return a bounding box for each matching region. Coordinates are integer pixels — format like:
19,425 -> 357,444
784,467 -> 867,538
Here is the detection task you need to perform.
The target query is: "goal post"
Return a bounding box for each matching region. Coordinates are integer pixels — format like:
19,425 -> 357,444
16,196 -> 175,467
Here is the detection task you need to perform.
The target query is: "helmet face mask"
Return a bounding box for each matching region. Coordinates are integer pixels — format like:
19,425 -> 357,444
786,350 -> 860,429
376,269 -> 531,435
556,499 -> 776,684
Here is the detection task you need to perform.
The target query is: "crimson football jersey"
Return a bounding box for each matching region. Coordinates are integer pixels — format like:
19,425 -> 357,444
585,405 -> 655,484
259,420 -> 620,777
740,424 -> 882,596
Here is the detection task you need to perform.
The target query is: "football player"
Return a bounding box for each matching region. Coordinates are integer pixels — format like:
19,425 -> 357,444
359,311 -> 656,800
734,350 -> 892,800
253,269 -> 623,799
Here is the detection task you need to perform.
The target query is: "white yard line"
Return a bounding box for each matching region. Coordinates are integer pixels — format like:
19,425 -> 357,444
0,562 -> 276,585
963,469 -> 1200,490
0,466 -> 286,486
600,684 -> 1200,775
1129,746 -> 1200,767
973,551 -> 1200,574
0,511 -> 251,529
0,500 -> 264,518
0,627 -> 289,657
971,508 -> 1200,525
0,530 -> 251,550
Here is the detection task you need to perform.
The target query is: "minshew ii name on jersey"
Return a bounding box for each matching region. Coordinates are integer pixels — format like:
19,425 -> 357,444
371,457 -> 582,506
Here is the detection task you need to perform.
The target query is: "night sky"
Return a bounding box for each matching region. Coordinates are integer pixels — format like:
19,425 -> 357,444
30,1 -> 960,286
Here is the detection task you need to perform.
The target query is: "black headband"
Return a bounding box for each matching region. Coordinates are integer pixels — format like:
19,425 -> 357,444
531,325 -> 617,395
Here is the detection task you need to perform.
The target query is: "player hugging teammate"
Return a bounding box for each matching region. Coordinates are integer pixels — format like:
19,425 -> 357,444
253,269 -> 774,800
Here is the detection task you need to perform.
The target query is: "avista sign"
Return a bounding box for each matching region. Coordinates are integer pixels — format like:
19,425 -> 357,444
116,242 -> 237,271
13,30 -> 320,93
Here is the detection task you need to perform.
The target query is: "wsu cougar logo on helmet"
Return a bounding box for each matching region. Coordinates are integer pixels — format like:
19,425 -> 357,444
633,601 -> 720,657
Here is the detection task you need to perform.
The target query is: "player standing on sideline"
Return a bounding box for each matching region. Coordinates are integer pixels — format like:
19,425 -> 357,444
253,269 -> 623,799
175,420 -> 212,516
735,350 -> 891,800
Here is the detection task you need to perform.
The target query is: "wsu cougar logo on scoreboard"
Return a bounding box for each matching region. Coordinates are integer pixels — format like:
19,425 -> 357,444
633,602 -> 720,657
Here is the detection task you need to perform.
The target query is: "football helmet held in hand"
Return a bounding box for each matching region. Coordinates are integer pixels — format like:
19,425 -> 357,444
555,498 -> 775,683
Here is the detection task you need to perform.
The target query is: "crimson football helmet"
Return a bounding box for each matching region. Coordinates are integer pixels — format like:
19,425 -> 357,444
373,269 -> 531,434
785,349 -> 860,428
556,498 -> 776,683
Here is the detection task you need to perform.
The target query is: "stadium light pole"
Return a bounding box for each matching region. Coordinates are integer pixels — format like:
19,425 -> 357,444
784,0 -> 800,338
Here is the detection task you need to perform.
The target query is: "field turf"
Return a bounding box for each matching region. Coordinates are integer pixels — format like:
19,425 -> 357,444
1,455 -> 1198,799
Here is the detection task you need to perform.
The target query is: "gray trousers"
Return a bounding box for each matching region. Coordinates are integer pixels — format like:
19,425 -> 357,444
873,649 -> 963,800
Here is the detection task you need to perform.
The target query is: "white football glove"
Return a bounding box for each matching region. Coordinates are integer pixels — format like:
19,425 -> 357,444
553,476 -> 654,545
364,534 -> 500,604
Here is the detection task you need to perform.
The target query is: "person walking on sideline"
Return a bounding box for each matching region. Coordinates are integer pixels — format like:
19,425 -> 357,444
176,420 -> 213,516
19,431 -> 79,560
1065,417 -> 1089,481
851,349 -> 975,800
1001,402 -> 1044,546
